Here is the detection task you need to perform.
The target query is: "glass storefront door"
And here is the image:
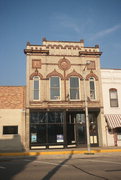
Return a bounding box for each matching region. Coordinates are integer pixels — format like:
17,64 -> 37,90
66,112 -> 87,146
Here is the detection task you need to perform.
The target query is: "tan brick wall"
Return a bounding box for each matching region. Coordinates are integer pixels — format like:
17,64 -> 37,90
0,86 -> 25,109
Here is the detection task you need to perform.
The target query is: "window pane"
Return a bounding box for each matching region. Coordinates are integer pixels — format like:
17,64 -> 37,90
48,124 -> 63,143
90,78 -> 95,99
90,81 -> 94,90
70,77 -> 79,87
50,77 -> 60,100
30,124 -> 46,144
48,112 -> 64,123
110,99 -> 118,107
51,77 -> 59,87
33,77 -> 39,100
3,126 -> 18,134
50,88 -> 60,99
110,89 -> 118,107
110,91 -> 117,99
34,90 -> 39,100
70,89 -> 79,99
34,80 -> 39,89
30,112 -> 47,123
70,77 -> 79,99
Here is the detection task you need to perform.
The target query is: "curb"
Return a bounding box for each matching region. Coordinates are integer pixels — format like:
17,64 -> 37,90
0,149 -> 121,157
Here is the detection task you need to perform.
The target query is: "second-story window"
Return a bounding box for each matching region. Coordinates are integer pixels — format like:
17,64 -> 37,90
50,77 -> 60,100
109,88 -> 118,107
70,77 -> 79,100
89,77 -> 96,100
33,76 -> 40,100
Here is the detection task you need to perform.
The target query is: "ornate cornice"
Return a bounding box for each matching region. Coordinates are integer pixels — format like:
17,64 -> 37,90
79,51 -> 102,56
24,49 -> 49,55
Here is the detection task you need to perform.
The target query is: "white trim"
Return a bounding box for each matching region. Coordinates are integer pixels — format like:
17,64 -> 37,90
49,145 -> 64,148
31,146 -> 46,149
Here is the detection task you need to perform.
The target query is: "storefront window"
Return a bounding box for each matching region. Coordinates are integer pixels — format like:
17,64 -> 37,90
48,112 -> 64,123
30,111 -> 64,146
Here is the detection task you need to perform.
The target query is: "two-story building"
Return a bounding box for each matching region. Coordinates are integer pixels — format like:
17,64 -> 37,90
101,69 -> 121,147
24,38 -> 105,150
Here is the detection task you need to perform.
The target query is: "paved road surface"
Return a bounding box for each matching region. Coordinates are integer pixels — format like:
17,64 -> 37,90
0,152 -> 121,180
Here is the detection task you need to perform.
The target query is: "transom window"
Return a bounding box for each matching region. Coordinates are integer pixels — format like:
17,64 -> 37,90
89,77 -> 96,100
70,77 -> 79,100
50,77 -> 60,100
33,76 -> 40,100
109,88 -> 118,107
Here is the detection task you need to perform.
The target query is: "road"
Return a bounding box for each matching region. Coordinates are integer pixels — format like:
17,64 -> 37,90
0,152 -> 121,180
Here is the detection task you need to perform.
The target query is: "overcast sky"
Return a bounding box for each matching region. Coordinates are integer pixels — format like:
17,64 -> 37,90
0,0 -> 121,85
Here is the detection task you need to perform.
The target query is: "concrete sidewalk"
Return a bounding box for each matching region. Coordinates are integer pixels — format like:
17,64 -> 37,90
0,146 -> 121,157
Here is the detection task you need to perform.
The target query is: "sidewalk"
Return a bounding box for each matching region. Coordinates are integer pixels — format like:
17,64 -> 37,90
0,146 -> 121,157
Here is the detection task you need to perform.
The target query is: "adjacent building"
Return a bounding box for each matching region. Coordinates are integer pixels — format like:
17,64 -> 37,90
101,69 -> 121,147
0,86 -> 25,151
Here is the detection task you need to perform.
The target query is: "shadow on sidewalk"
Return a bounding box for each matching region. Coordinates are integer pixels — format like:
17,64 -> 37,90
42,150 -> 74,180
0,135 -> 38,180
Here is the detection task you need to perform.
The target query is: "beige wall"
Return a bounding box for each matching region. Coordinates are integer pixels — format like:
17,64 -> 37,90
25,40 -> 103,110
0,109 -> 25,151
0,86 -> 25,151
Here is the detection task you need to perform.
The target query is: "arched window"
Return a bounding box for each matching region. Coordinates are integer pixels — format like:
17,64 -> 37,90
33,76 -> 40,100
109,88 -> 118,107
50,76 -> 60,100
70,77 -> 79,100
89,77 -> 96,100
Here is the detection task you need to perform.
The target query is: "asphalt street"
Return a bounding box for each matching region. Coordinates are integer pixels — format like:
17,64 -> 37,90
0,152 -> 121,180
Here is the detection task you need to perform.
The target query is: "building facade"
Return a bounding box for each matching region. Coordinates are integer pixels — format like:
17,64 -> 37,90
101,69 -> 121,147
24,39 -> 105,150
0,86 -> 25,151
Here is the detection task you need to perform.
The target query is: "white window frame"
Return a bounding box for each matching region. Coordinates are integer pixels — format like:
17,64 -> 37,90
109,88 -> 118,107
33,76 -> 40,101
89,77 -> 96,100
49,76 -> 61,101
69,76 -> 80,101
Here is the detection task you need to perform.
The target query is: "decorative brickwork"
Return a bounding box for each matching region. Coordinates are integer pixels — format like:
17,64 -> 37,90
30,69 -> 43,80
0,86 -> 25,109
58,58 -> 71,71
32,59 -> 41,68
86,71 -> 98,81
66,70 -> 83,80
46,69 -> 64,79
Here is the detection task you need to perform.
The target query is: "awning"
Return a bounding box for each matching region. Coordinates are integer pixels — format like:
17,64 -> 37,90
105,114 -> 121,129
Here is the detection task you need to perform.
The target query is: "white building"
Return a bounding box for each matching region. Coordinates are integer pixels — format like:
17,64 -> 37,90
101,69 -> 121,147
